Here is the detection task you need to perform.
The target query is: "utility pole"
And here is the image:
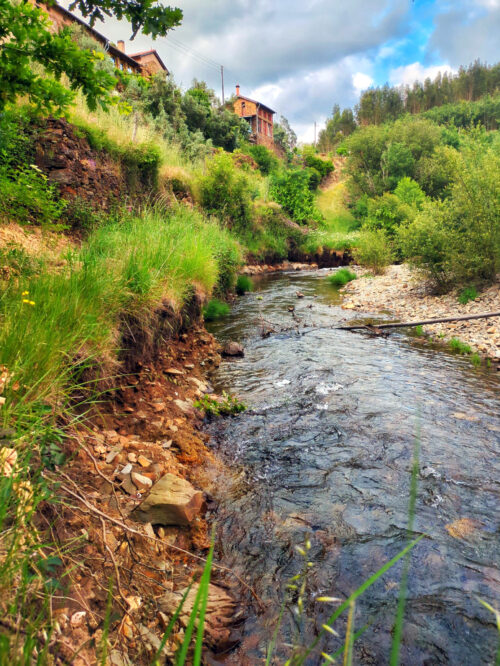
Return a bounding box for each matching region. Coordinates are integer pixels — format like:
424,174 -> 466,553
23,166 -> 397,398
221,65 -> 225,105
314,121 -> 317,147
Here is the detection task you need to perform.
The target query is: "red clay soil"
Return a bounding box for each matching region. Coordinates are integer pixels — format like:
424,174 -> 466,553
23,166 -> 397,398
41,326 -> 242,665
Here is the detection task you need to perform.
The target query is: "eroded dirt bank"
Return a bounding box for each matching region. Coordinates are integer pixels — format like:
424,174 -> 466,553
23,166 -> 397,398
341,264 -> 500,363
47,324 -> 243,665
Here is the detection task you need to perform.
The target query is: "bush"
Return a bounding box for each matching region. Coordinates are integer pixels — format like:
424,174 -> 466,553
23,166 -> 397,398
397,201 -> 451,291
305,166 -> 322,191
327,268 -> 356,287
399,136 -> 500,290
203,299 -> 230,321
364,192 -> 413,238
199,152 -> 253,229
394,177 -> 426,207
236,275 -> 253,295
458,286 -> 478,305
269,170 -> 322,224
303,150 -> 334,179
247,144 -> 279,175
353,229 -> 393,274
0,164 -> 66,227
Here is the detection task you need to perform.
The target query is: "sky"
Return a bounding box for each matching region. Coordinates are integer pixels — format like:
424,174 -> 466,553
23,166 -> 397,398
73,0 -> 500,142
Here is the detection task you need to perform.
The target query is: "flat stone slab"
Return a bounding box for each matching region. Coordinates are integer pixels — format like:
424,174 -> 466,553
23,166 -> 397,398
131,473 -> 203,526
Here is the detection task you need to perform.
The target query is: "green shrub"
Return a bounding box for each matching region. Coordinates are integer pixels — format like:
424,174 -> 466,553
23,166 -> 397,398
247,144 -> 279,175
305,166 -> 322,191
327,268 -> 356,287
63,196 -> 112,233
458,286 -> 478,305
449,338 -> 472,355
394,177 -> 426,207
203,299 -> 230,321
236,275 -> 253,295
199,151 -> 253,229
353,229 -> 393,274
398,136 -> 500,290
303,150 -> 334,178
364,192 -> 414,238
415,325 -> 424,336
0,164 -> 66,227
194,391 -> 246,416
269,170 -> 322,224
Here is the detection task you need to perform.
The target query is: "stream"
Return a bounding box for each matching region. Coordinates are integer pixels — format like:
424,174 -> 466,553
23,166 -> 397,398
205,269 -> 500,665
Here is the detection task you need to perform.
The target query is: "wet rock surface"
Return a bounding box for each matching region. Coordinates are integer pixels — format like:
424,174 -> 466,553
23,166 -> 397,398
206,268 -> 500,665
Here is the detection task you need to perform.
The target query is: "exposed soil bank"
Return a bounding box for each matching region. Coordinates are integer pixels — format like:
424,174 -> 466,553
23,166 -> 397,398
47,323 -> 243,664
341,264 -> 500,363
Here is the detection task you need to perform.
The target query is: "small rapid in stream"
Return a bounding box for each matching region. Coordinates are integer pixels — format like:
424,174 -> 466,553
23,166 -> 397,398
205,269 -> 500,665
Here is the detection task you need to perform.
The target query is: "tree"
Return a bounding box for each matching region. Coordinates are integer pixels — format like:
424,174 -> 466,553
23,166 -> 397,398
0,0 -> 182,114
274,115 -> 297,153
69,0 -> 182,39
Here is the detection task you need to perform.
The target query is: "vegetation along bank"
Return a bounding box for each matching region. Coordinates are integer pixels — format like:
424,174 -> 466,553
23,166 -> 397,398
0,0 -> 499,660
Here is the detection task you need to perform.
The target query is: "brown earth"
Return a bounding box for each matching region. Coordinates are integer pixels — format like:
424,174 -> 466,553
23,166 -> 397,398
36,325 -> 246,664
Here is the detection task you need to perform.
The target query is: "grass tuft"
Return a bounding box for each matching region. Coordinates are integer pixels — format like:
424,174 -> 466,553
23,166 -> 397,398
328,268 -> 357,287
203,299 -> 230,321
236,275 -> 254,295
458,286 -> 478,305
448,337 -> 472,355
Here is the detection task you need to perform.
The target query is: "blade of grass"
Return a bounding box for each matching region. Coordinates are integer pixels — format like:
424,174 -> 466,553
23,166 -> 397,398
296,534 -> 425,664
477,598 -> 500,665
390,433 -> 420,666
343,600 -> 355,666
193,531 -> 215,666
265,599 -> 287,666
151,582 -> 193,665
321,622 -> 371,665
175,530 -> 215,666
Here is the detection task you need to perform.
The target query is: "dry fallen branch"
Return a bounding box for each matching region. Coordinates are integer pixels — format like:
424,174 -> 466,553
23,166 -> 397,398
337,311 -> 500,331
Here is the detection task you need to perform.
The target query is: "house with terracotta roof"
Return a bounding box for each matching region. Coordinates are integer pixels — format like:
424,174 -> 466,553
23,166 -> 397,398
38,1 -> 167,77
233,85 -> 275,148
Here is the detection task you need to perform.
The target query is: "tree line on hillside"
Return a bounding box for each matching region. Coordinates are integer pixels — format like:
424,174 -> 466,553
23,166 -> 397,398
318,60 -> 500,150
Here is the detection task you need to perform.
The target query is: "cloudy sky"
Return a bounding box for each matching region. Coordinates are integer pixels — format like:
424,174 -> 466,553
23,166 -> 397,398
79,0 -> 500,141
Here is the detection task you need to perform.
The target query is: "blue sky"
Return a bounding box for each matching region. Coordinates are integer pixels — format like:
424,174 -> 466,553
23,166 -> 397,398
79,0 -> 500,141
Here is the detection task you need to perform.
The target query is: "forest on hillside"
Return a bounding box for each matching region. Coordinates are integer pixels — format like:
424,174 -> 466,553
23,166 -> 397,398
318,60 -> 500,150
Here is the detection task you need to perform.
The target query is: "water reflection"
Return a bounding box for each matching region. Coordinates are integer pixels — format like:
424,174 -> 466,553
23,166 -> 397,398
206,270 -> 500,665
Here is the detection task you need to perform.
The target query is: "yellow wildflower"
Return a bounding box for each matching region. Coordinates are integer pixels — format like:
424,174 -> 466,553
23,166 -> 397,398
22,291 -> 29,296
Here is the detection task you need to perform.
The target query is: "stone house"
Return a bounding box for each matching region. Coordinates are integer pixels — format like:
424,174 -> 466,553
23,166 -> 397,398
38,1 -> 167,76
233,85 -> 275,148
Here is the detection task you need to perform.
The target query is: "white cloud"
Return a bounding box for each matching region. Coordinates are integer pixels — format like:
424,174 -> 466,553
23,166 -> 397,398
353,72 -> 374,93
428,0 -> 500,66
389,62 -> 455,87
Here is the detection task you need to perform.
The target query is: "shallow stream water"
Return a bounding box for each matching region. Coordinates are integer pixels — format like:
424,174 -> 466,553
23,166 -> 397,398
205,269 -> 500,665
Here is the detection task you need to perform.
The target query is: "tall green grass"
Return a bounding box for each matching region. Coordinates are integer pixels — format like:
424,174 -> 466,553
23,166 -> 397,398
0,204 -> 242,661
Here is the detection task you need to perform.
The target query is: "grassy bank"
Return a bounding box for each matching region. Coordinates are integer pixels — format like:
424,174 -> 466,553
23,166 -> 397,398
0,203 -> 242,660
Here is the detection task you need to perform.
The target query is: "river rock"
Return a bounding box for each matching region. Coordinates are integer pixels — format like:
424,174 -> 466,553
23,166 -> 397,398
222,341 -> 244,357
131,473 -> 203,526
159,583 -> 239,651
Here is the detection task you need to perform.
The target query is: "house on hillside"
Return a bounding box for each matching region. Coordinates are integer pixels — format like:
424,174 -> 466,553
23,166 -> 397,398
37,1 -> 167,76
233,85 -> 275,148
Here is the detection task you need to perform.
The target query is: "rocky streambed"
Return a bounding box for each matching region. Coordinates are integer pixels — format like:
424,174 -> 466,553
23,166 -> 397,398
342,264 -> 500,363
205,268 -> 500,664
